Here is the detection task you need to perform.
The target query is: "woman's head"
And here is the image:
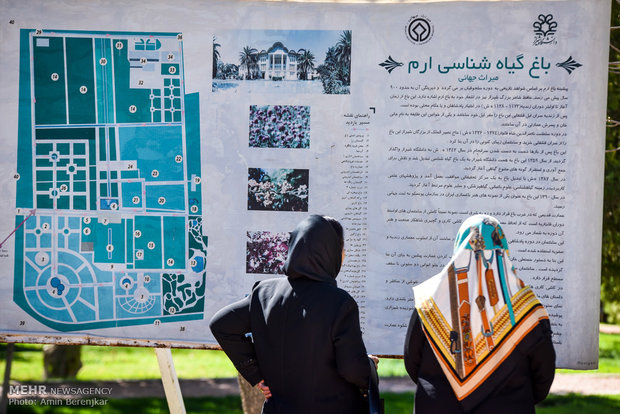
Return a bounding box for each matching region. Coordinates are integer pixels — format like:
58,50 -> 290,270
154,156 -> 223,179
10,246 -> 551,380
284,215 -> 345,282
453,214 -> 509,253
322,215 -> 344,254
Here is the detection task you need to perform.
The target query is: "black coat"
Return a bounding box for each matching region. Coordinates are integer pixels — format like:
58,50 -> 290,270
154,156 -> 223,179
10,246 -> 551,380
210,215 -> 369,414
404,310 -> 556,414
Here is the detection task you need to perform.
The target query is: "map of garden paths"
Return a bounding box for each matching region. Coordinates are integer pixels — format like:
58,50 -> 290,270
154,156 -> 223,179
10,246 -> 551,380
13,29 -> 207,331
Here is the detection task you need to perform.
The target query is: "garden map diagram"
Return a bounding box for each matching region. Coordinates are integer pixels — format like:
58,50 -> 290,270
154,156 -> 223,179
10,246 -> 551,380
12,29 -> 207,331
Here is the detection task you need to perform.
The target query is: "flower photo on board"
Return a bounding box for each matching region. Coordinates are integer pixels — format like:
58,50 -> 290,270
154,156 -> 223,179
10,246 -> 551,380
249,105 -> 310,149
246,231 -> 289,274
247,168 -> 309,212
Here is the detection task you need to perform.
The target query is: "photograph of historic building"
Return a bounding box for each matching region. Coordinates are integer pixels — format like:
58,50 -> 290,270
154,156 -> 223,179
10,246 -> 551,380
213,29 -> 351,94
239,42 -> 304,80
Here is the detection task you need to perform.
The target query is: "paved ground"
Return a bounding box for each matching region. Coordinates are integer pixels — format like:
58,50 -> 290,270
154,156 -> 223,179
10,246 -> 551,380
601,323 -> 620,334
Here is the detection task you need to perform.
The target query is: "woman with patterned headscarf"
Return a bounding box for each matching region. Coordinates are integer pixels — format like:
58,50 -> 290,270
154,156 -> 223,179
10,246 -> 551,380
404,214 -> 555,413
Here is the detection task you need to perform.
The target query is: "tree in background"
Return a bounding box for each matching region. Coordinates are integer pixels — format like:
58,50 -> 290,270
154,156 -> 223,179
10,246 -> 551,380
297,49 -> 316,80
317,30 -> 352,94
239,46 -> 258,80
602,0 -> 620,323
213,36 -> 221,79
216,62 -> 239,79
335,30 -> 352,84
43,345 -> 82,380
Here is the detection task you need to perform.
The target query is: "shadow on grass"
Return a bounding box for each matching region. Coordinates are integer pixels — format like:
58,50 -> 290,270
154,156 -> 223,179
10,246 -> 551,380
382,392 -> 415,412
377,393 -> 620,414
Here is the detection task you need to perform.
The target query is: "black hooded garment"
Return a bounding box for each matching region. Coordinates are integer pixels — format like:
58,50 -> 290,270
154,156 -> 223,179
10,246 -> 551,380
210,215 -> 370,414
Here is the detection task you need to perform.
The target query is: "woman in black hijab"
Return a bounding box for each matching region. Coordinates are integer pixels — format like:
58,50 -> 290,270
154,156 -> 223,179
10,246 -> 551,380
210,215 -> 370,414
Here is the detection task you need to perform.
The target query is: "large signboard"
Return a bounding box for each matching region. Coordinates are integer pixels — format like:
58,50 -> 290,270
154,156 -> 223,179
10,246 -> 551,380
0,0 -> 610,368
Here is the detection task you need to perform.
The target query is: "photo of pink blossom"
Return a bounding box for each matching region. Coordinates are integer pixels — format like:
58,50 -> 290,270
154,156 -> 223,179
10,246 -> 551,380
246,231 -> 290,274
249,105 -> 310,149
247,168 -> 309,212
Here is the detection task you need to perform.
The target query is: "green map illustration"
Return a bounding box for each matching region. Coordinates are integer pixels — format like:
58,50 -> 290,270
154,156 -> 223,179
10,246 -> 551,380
13,29 -> 207,331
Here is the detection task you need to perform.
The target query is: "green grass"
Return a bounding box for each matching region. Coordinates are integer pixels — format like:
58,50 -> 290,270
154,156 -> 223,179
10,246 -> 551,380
383,392 -> 415,412
599,333 -> 620,372
382,393 -> 620,414
375,357 -> 407,377
557,333 -> 620,374
0,345 -> 238,381
385,393 -> 620,414
79,347 -> 238,380
536,393 -> 620,413
1,344 -> 407,382
1,344 -> 46,381
5,394 -> 620,414
1,330 -> 618,382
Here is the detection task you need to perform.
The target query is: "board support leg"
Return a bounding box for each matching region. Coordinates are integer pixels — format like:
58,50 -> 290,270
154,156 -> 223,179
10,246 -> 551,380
0,343 -> 14,414
155,347 -> 186,414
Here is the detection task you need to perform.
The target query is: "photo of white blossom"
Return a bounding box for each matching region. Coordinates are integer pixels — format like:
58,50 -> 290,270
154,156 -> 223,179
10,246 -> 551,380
247,168 -> 309,212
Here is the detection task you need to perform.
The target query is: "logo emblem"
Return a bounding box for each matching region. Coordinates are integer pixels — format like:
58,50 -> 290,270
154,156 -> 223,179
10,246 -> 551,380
533,14 -> 557,45
556,56 -> 582,74
406,16 -> 434,45
379,56 -> 404,73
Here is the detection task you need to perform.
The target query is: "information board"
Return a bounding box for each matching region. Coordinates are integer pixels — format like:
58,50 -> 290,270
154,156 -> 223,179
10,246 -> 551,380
0,0 -> 610,368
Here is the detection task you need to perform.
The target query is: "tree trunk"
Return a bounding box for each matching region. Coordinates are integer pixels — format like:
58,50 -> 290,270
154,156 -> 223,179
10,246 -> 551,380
237,373 -> 265,414
43,345 -> 82,380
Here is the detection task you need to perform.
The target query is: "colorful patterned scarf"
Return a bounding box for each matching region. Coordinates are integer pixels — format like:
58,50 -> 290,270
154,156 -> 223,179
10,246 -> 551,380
413,215 -> 550,401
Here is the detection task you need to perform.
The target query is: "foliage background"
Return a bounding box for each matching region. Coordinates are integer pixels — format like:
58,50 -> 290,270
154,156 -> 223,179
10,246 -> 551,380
602,0 -> 620,323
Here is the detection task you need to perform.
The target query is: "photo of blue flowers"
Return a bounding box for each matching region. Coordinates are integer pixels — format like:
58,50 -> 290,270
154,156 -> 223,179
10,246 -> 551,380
249,105 -> 310,149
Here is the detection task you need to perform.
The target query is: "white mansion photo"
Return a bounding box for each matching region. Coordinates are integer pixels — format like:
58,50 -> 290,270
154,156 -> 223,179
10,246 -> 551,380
213,29 -> 351,94
239,42 -> 318,81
